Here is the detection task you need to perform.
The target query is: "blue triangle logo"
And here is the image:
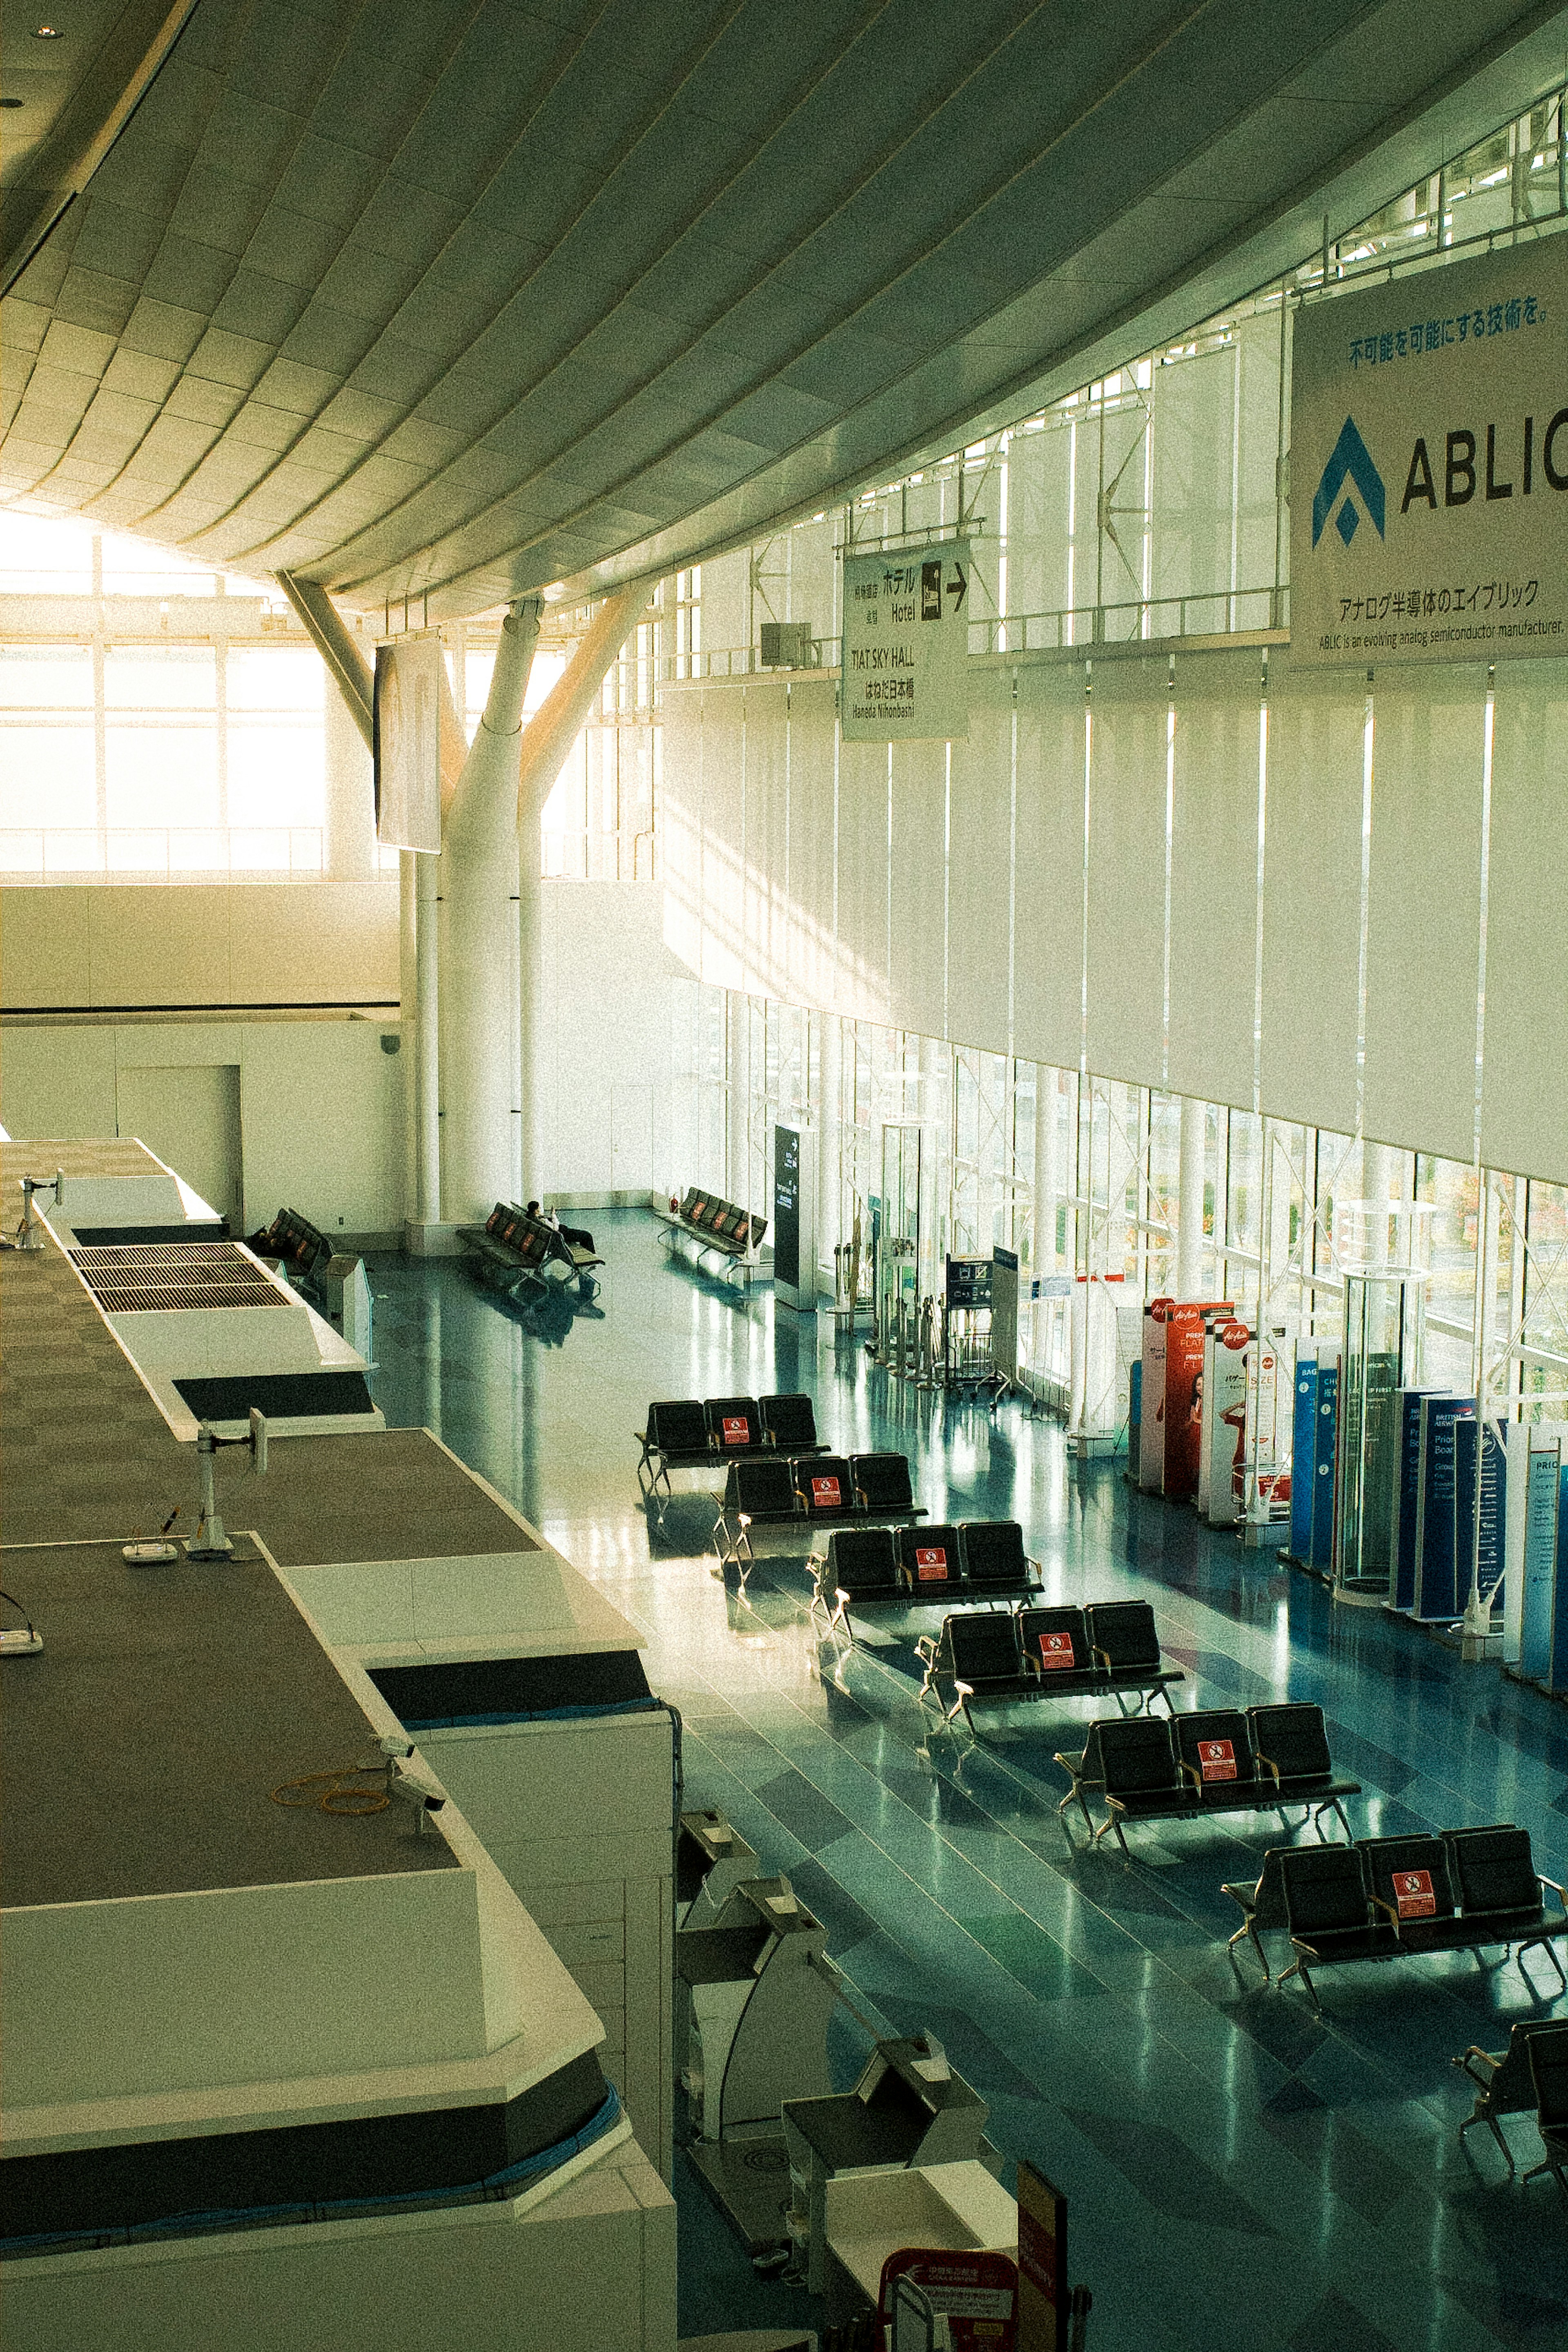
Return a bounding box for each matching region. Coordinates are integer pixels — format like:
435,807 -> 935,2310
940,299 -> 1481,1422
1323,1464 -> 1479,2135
1312,417 -> 1385,549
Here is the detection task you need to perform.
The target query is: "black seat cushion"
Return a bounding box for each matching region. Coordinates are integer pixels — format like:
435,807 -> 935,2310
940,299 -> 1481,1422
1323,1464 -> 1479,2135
1280,1846 -> 1373,1941
898,1524 -> 960,1596
827,1526 -> 901,1598
1086,1600 -> 1162,1676
1528,2026 -> 1568,2133
1175,1709 -> 1262,1796
1358,1834 -> 1457,1939
648,1400 -> 710,1455
960,1521 -> 1030,1589
1249,1701 -> 1334,1788
852,1453 -> 914,1512
762,1393 -> 818,1450
1017,1605 -> 1090,1677
706,1396 -> 762,1452
1086,1716 -> 1182,1798
1446,1826 -> 1546,1924
725,1457 -> 798,1516
948,1612 -> 1026,1686
797,1455 -> 854,1516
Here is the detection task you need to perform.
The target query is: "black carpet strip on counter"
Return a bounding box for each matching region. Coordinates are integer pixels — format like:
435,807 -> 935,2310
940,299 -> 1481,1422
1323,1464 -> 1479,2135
3,2052 -> 613,2255
370,1646 -> 653,1728
173,1370 -> 375,1420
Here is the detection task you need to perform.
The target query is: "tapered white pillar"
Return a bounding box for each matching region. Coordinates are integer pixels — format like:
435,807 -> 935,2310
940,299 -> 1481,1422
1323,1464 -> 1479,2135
1176,1093 -> 1206,1299
414,847 -> 441,1229
1033,1063 -> 1057,1371
441,599 -> 540,1226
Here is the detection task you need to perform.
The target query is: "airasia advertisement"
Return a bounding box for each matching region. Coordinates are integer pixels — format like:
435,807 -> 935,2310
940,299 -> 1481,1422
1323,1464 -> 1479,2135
1161,1301 -> 1234,1500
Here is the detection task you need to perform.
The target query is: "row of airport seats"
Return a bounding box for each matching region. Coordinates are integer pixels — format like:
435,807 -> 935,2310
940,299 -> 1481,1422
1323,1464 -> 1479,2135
461,1203 -> 604,1300
1225,1824 -> 1568,2006
814,1523 -> 1041,1639
716,1452 -> 927,1574
1055,1705 -> 1362,1850
637,1393 -> 822,1492
915,1599 -> 1183,1726
247,1206 -> 329,1280
1456,2019 -> 1568,2186
664,1188 -> 767,1265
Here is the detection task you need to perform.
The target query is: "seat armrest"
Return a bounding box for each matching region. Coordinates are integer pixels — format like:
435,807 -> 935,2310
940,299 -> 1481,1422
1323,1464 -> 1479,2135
1221,1877 -> 1262,1911
1089,1644 -> 1111,1670
953,1676 -> 976,1700
737,1513 -> 752,1529
1289,1935 -> 1321,1961
1370,1895 -> 1403,1936
914,1634 -> 940,1665
1539,1874 -> 1568,1916
1454,2047 -> 1500,2085
1178,1761 -> 1201,1786
1256,1754 -> 1283,1786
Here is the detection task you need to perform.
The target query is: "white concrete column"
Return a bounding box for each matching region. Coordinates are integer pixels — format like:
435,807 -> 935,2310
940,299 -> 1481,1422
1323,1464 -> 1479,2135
1033,1063 -> 1057,1370
441,600 -> 541,1227
817,1010 -> 841,1287
727,994 -> 751,1211
414,847 -> 441,1231
1176,1092 -> 1206,1299
517,825 -> 543,1203
399,849 -> 417,1220
323,661 -> 376,880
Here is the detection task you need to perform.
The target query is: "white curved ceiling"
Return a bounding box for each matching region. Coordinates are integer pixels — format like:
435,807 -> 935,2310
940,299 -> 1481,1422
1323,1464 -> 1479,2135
3,0 -> 1565,616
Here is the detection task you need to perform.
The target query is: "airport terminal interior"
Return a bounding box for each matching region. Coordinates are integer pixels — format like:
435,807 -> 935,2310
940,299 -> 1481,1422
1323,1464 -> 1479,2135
3,7 -> 1568,2350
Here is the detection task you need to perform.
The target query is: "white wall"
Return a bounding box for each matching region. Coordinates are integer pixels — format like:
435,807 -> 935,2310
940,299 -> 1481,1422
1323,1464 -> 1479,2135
0,1015 -> 406,1240
0,880 -> 399,1010
538,878 -> 681,1203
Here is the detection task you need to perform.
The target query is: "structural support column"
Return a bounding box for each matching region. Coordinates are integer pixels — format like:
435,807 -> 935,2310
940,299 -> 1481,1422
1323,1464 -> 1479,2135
817,1010 -> 841,1291
514,587 -> 649,1203
1033,1063 -> 1057,1373
442,599 -> 541,1227
414,847 -> 442,1231
1176,1093 -> 1206,1299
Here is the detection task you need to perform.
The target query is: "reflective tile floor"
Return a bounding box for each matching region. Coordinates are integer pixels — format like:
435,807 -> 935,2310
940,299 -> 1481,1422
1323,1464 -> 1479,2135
365,1211 -> 1568,2352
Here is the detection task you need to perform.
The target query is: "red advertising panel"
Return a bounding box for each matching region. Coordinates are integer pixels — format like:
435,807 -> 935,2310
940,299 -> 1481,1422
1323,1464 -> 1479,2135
1162,1299 -> 1234,1500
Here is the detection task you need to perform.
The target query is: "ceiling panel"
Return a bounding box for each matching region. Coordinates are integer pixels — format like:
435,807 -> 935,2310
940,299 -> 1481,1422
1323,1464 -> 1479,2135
2,0 -> 1563,609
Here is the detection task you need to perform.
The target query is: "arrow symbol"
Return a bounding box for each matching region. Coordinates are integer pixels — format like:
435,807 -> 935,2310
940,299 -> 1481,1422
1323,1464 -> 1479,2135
945,564 -> 967,613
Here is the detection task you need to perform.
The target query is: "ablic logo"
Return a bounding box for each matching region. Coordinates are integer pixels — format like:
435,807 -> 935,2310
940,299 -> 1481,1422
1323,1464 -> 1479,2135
1312,417 -> 1387,548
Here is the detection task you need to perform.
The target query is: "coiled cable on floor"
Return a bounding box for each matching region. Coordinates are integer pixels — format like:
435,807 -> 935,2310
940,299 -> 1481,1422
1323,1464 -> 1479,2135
270,1760 -> 391,1815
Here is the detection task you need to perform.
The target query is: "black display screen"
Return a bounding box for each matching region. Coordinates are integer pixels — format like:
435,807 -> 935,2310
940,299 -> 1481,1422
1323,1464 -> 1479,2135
773,1124 -> 800,1290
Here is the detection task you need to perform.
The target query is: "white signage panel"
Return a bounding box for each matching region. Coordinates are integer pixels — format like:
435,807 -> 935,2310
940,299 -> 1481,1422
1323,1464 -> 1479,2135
1290,239 -> 1567,667
840,536 -> 970,740
374,634 -> 443,852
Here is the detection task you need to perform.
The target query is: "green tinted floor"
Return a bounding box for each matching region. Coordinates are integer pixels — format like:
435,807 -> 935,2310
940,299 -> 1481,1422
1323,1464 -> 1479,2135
365,1211 -> 1568,2352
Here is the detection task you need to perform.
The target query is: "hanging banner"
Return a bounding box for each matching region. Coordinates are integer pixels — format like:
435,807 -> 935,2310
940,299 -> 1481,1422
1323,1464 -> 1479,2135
1289,237 -> 1567,667
374,634 -> 443,852
841,535 -> 970,740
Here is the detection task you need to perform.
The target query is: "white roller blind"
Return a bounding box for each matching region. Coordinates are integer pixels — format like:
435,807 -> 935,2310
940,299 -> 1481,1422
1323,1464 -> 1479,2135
1085,655 -> 1167,1089
1167,649 -> 1262,1111
1362,663 -> 1488,1163
1259,651 -> 1364,1135
1482,657 -> 1568,1183
835,735 -> 891,1022
784,679 -> 836,1012
742,682 -> 787,999
947,664 -> 1012,1055
1013,660 -> 1086,1070
699,682 -> 746,992
889,737 -> 948,1042
658,682 -> 704,976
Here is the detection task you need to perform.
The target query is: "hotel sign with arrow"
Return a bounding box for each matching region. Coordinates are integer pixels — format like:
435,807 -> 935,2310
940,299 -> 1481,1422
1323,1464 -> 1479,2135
840,536 -> 971,740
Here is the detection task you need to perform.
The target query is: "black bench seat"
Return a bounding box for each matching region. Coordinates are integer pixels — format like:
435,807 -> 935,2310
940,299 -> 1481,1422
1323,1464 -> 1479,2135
460,1203 -> 601,1302
920,1596 -> 1178,1727
661,1188 -> 768,1278
715,1451 -> 925,1578
636,1393 -> 827,1498
1224,1823 -> 1566,2006
1056,1702 -> 1360,1851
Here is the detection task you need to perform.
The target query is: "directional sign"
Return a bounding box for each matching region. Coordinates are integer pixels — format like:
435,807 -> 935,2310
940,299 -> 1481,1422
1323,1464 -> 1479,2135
840,535 -> 971,740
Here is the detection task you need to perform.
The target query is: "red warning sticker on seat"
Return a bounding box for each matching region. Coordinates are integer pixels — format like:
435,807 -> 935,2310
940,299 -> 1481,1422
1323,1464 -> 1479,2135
1197,1738 -> 1237,1781
914,1547 -> 949,1581
1394,1868 -> 1436,1918
1038,1631 -> 1077,1670
721,1416 -> 748,1446
810,1476 -> 841,1507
